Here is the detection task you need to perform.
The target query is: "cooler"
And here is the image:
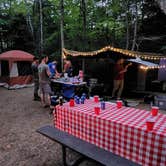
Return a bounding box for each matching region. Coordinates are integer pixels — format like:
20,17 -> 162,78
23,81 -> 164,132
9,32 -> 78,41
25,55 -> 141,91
154,95 -> 166,110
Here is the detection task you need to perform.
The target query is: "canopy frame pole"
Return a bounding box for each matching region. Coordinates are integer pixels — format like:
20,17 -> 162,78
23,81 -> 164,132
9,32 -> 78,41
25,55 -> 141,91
82,58 -> 85,74
60,0 -> 64,72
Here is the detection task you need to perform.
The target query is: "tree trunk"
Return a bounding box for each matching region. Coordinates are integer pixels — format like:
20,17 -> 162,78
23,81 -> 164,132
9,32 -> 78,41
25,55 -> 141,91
131,1 -> 138,51
80,0 -> 87,49
0,34 -> 3,52
24,0 -> 34,37
60,0 -> 64,71
39,0 -> 43,56
80,0 -> 87,72
125,1 -> 130,49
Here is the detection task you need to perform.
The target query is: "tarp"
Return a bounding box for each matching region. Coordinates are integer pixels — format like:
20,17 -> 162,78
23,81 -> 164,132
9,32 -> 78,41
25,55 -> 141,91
127,57 -> 158,67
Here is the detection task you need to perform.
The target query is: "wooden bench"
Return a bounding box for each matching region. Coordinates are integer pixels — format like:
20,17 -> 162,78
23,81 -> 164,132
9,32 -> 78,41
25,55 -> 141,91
36,125 -> 140,166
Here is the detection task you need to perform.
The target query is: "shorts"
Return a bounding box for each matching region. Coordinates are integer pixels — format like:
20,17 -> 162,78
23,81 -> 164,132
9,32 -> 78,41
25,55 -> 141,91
39,83 -> 52,95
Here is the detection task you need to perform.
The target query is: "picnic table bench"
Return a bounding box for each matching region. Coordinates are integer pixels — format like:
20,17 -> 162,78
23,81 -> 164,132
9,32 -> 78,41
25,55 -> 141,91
36,125 -> 140,166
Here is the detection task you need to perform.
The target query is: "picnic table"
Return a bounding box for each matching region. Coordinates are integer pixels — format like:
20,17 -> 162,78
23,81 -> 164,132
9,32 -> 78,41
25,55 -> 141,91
51,78 -> 87,99
51,78 -> 87,86
54,99 -> 166,166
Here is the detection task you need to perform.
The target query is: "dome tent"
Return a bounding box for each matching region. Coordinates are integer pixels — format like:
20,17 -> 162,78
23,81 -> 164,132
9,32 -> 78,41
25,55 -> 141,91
0,50 -> 34,89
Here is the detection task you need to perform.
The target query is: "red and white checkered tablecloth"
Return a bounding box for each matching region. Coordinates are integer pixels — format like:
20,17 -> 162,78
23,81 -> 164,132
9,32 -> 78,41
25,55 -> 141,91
54,99 -> 166,166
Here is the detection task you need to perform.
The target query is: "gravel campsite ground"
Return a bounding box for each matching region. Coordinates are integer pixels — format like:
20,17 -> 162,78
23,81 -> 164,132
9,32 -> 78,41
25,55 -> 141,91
0,87 -> 101,166
0,86 -> 165,166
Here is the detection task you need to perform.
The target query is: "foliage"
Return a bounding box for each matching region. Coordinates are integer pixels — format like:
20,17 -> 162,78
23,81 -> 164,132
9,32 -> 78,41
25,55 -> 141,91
0,0 -> 165,55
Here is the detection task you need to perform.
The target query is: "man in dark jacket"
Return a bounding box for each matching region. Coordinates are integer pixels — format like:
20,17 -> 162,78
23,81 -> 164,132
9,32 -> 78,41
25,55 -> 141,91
31,57 -> 40,101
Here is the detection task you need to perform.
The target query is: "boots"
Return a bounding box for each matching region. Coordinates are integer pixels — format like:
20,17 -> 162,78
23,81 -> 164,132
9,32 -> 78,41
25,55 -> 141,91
34,94 -> 41,101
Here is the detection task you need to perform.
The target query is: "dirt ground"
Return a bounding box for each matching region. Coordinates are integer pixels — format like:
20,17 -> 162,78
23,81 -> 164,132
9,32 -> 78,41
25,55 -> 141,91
0,86 -> 165,166
0,87 -> 102,166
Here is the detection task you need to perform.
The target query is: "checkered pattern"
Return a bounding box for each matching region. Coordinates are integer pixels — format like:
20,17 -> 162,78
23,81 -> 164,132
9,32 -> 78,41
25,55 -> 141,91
54,100 -> 166,166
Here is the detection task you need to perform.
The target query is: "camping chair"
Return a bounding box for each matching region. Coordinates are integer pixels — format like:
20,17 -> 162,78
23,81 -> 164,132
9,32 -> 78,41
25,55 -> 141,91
88,78 -> 105,96
88,78 -> 98,95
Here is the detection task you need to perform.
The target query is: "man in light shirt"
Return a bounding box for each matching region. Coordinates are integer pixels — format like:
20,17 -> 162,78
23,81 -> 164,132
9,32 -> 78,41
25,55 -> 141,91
38,55 -> 52,108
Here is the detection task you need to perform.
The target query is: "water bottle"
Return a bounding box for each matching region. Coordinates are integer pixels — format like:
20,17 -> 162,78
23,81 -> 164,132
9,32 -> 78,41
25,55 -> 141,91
101,101 -> 105,110
74,95 -> 78,103
80,96 -> 85,104
82,93 -> 86,99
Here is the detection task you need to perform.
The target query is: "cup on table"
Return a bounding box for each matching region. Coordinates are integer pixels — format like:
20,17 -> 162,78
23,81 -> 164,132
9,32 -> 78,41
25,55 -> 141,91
116,100 -> 122,109
94,95 -> 99,102
146,118 -> 155,131
151,106 -> 159,116
94,107 -> 100,115
69,99 -> 75,107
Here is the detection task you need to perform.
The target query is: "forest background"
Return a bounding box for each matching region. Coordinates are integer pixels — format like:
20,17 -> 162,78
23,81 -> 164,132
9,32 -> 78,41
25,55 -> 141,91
0,0 -> 166,63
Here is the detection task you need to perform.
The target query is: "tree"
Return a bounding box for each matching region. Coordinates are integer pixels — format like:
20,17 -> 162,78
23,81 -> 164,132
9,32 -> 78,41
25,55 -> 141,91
60,0 -> 64,70
0,0 -> 165,55
131,0 -> 138,51
39,0 -> 43,55
138,0 -> 166,53
80,0 -> 87,50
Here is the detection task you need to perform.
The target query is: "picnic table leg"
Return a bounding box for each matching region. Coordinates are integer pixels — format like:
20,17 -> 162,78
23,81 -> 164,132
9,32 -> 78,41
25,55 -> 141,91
70,156 -> 86,166
61,145 -> 86,166
62,145 -> 67,166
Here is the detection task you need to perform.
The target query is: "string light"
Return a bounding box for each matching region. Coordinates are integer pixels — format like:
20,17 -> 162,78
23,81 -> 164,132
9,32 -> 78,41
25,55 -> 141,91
140,65 -> 148,70
63,46 -> 166,71
63,45 -> 166,61
140,65 -> 166,70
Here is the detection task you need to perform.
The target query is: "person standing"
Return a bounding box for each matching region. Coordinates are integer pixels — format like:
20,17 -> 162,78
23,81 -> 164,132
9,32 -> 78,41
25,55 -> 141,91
48,60 -> 59,78
31,57 -> 40,101
63,60 -> 73,77
48,59 -> 61,94
112,58 -> 132,99
38,55 -> 52,108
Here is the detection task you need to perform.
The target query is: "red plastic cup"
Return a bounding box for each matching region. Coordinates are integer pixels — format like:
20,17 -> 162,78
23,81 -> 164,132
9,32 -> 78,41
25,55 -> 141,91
94,107 -> 100,115
94,95 -> 99,102
151,106 -> 159,116
146,118 -> 155,131
69,99 -> 75,107
117,100 -> 122,109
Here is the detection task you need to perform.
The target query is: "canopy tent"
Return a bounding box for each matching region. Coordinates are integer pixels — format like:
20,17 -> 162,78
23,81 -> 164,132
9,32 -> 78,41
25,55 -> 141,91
127,57 -> 159,91
63,45 -> 166,60
158,58 -> 166,81
0,50 -> 34,89
63,45 -> 165,75
63,46 -> 166,93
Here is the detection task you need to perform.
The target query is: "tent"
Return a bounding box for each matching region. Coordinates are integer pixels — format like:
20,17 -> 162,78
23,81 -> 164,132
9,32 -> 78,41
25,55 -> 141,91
158,58 -> 166,81
63,46 -> 166,93
0,50 -> 34,89
127,57 -> 159,91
